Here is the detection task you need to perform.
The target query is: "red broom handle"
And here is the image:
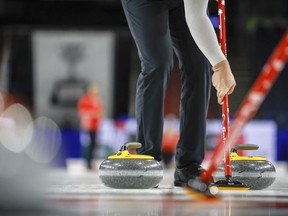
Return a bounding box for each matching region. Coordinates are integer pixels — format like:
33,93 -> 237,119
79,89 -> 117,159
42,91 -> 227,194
219,0 -> 232,178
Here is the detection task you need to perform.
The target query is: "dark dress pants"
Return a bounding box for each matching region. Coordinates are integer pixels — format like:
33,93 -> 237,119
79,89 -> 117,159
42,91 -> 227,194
121,0 -> 211,168
87,130 -> 97,169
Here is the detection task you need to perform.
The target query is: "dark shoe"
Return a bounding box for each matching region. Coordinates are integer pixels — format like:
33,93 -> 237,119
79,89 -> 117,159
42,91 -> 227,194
174,163 -> 206,187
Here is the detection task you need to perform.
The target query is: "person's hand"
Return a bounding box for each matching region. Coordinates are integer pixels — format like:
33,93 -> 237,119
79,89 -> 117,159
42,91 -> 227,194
212,60 -> 236,104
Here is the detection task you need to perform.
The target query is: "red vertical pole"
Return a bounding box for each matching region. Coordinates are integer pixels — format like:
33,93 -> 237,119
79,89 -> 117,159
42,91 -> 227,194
218,0 -> 232,178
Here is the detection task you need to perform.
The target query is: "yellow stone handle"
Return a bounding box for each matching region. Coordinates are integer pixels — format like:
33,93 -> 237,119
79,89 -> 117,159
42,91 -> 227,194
125,142 -> 142,149
232,144 -> 259,152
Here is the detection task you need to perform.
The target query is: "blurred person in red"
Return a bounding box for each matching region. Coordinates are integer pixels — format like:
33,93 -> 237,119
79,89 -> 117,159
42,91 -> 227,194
77,84 -> 104,170
162,124 -> 179,169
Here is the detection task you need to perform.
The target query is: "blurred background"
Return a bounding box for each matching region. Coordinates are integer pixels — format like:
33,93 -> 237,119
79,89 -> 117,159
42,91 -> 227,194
0,0 -> 287,169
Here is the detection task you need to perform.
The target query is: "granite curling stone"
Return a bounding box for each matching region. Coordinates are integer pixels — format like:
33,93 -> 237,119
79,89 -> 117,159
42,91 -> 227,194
214,144 -> 276,190
99,142 -> 164,189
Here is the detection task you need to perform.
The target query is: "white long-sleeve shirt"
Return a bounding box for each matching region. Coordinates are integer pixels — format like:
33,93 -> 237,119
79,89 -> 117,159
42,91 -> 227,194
184,0 -> 226,66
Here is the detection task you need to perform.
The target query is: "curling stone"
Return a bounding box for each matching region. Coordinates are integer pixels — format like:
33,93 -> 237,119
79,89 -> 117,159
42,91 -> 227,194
99,142 -> 163,189
214,144 -> 276,190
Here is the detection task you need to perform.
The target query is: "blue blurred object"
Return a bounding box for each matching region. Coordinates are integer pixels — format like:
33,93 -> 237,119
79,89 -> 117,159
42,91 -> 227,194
210,16 -> 219,28
277,129 -> 288,161
61,128 -> 81,158
57,128 -> 81,167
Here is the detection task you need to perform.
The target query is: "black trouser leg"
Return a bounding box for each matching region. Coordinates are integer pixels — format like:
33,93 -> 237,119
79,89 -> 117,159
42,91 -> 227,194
169,1 -> 211,168
121,0 -> 173,161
